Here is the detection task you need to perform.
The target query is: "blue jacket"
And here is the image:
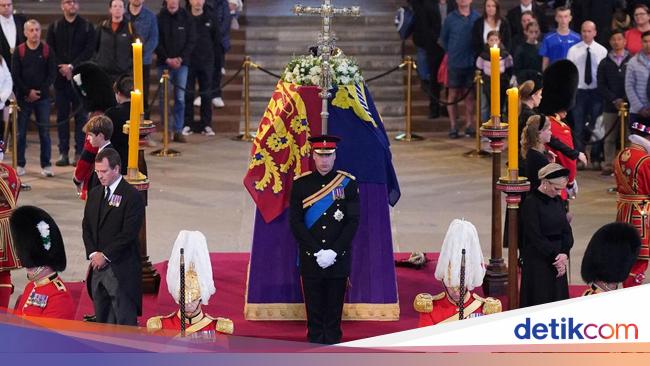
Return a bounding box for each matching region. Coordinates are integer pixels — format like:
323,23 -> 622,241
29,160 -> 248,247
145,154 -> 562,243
128,6 -> 159,65
440,9 -> 480,69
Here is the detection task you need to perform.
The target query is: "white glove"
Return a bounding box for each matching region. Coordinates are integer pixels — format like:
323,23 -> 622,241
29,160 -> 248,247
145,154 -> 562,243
314,249 -> 337,269
566,179 -> 578,199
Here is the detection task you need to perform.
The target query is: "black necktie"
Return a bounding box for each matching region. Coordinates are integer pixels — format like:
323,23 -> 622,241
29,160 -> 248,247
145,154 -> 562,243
104,187 -> 111,204
584,47 -> 592,85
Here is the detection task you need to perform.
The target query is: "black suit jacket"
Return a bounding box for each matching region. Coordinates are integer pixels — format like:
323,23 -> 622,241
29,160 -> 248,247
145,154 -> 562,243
506,3 -> 548,39
82,178 -> 145,313
0,14 -> 25,70
289,170 -> 360,278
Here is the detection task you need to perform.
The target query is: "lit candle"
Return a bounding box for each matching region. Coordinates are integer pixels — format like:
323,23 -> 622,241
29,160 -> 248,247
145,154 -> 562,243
507,87 -> 519,175
128,90 -> 142,171
490,45 -> 500,123
132,39 -> 144,114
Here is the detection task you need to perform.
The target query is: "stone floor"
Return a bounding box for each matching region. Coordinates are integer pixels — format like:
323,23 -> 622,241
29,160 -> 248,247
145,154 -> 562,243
8,130 -> 618,305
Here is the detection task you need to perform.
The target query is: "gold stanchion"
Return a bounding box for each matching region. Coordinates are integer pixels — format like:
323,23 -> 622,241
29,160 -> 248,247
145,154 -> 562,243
395,56 -> 423,141
464,70 -> 490,157
151,70 -> 180,157
619,102 -> 628,152
8,99 -> 30,191
233,56 -> 254,141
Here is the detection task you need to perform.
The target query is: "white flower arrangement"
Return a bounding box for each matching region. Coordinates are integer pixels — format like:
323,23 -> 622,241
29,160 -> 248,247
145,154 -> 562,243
282,53 -> 364,86
36,220 -> 51,251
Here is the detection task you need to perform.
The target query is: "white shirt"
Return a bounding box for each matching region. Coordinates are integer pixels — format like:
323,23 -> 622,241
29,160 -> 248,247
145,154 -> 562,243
520,3 -> 533,13
482,19 -> 501,43
105,175 -> 122,202
0,15 -> 16,50
566,40 -> 608,90
98,140 -> 112,153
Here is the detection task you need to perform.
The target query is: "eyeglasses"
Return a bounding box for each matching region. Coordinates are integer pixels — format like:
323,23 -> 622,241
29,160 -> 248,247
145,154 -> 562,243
634,12 -> 648,17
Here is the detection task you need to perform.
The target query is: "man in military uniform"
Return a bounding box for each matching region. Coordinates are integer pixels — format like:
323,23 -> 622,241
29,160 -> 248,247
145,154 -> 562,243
9,206 -> 74,319
414,219 -> 501,326
0,160 -> 20,309
613,121 -> 650,287
289,135 -> 360,344
581,222 -> 641,295
147,230 -> 233,337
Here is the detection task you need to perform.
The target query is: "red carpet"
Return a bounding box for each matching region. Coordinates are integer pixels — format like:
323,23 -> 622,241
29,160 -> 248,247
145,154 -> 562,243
50,253 -> 589,342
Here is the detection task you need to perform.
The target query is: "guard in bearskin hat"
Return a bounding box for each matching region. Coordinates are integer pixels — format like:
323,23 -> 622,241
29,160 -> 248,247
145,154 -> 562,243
414,219 -> 501,326
0,162 -> 20,309
9,206 -> 74,319
581,222 -> 641,295
539,59 -> 582,201
613,120 -> 650,287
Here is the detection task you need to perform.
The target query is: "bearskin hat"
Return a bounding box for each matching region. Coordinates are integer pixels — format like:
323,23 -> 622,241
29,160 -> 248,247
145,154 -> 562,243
538,60 -> 579,115
9,206 -> 66,272
72,62 -> 116,113
581,222 -> 641,284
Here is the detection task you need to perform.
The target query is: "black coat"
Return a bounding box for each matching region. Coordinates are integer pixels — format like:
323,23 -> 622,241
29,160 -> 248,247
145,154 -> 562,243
597,51 -> 631,113
289,170 -> 360,279
82,178 -> 145,314
46,16 -> 96,89
93,19 -> 136,80
156,7 -> 196,66
471,16 -> 512,55
409,0 -> 457,52
506,2 -> 548,38
520,189 -> 573,307
0,13 -> 25,70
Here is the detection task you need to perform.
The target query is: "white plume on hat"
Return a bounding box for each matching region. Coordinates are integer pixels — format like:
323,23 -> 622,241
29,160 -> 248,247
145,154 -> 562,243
434,219 -> 486,291
166,230 -> 216,305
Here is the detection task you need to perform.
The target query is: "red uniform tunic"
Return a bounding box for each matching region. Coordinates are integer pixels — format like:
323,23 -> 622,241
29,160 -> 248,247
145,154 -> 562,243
416,292 -> 497,327
146,310 -> 233,337
14,273 -> 75,320
614,143 -> 650,287
0,163 -> 20,308
546,115 -> 576,200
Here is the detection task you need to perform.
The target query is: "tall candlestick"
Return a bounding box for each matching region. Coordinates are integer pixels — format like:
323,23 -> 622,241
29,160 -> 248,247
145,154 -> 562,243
507,87 -> 519,175
490,45 -> 500,123
132,39 -> 144,114
128,90 -> 142,171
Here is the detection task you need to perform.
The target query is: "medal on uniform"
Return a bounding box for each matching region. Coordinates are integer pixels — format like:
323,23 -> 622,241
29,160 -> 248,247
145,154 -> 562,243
332,186 -> 345,200
25,289 -> 48,308
333,209 -> 344,221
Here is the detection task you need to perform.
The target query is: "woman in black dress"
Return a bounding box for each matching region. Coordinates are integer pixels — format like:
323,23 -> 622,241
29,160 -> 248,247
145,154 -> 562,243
519,163 -> 573,307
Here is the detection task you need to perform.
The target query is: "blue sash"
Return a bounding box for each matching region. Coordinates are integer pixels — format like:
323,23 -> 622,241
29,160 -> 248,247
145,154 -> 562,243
304,177 -> 350,229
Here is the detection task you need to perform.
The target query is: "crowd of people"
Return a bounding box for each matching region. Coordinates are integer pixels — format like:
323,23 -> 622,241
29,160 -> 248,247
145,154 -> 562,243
409,0 -> 650,176
0,0 -> 242,178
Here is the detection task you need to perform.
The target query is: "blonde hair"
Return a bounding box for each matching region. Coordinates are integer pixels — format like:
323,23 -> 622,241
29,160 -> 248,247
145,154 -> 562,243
520,114 -> 548,157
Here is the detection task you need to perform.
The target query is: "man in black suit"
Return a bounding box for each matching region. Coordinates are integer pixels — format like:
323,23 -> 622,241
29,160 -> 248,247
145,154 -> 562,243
506,0 -> 548,39
289,135 -> 360,344
82,148 -> 144,325
0,0 -> 25,70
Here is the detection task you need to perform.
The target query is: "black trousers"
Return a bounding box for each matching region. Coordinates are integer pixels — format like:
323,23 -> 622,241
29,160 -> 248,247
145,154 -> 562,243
302,277 -> 347,344
184,63 -> 214,130
211,52 -> 224,99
